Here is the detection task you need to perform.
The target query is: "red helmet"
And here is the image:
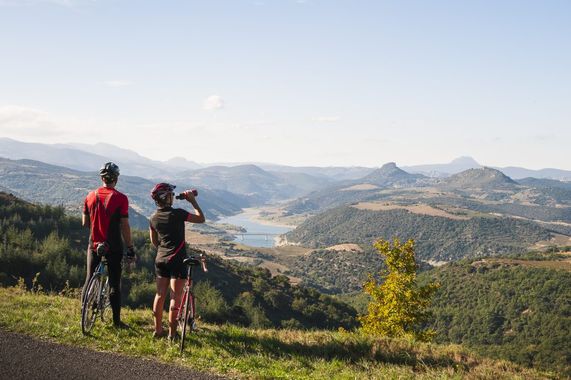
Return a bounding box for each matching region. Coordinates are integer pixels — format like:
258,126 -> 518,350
151,183 -> 176,202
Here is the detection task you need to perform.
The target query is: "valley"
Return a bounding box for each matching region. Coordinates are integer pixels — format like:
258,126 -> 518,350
0,140 -> 570,376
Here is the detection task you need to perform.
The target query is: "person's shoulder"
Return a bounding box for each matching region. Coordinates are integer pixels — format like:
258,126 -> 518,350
85,189 -> 96,200
174,208 -> 190,217
112,189 -> 129,200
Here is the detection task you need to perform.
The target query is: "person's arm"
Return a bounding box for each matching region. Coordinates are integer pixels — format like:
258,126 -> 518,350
82,197 -> 89,227
184,191 -> 205,223
149,227 -> 159,248
119,195 -> 134,248
120,218 -> 133,247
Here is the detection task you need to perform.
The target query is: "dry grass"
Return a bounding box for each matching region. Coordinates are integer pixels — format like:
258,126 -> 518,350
353,202 -> 470,220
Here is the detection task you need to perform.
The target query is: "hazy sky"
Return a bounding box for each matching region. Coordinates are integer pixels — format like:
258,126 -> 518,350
0,0 -> 569,169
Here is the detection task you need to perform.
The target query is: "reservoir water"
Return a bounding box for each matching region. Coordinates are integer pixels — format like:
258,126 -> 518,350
217,211 -> 294,248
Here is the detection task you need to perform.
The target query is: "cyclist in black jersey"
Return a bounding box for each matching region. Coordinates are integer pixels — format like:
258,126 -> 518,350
149,183 -> 205,339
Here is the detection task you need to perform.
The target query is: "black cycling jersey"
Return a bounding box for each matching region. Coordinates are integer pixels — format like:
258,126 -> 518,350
149,207 -> 190,264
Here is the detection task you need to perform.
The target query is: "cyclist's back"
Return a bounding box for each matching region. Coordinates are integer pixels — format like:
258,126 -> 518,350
84,186 -> 128,254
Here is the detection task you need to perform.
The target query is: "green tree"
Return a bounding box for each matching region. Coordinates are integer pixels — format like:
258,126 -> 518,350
359,238 -> 439,341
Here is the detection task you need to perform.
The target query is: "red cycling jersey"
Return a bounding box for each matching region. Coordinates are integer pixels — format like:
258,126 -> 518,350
83,187 -> 129,252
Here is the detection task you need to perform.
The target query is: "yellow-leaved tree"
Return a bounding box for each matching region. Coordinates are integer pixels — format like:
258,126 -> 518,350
359,238 -> 439,342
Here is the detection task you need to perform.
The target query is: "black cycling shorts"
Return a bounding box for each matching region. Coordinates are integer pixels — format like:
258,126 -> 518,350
155,260 -> 187,279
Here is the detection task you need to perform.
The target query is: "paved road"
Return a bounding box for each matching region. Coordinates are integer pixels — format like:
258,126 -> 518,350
0,329 -> 226,380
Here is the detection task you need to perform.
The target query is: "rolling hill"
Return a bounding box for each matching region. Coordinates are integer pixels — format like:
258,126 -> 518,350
0,158 -> 248,225
285,164 -> 571,226
174,164 -> 330,203
285,206 -> 560,262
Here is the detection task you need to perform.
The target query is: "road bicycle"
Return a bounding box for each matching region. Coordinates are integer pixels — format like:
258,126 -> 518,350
177,250 -> 208,353
81,255 -> 112,334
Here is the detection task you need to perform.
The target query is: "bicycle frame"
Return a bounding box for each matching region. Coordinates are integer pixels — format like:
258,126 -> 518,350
177,253 -> 207,353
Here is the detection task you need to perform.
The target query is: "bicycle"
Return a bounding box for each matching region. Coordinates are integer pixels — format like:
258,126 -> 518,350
81,254 -> 111,334
177,250 -> 208,353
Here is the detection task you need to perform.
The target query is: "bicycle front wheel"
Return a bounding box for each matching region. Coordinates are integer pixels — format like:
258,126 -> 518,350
81,273 -> 101,335
100,278 -> 111,323
180,290 -> 194,353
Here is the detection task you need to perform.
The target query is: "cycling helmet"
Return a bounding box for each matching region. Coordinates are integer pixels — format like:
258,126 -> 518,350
151,183 -> 176,203
99,162 -> 120,182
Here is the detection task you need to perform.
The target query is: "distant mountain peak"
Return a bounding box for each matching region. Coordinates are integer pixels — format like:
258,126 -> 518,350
450,156 -> 480,166
361,162 -> 421,186
379,162 -> 398,170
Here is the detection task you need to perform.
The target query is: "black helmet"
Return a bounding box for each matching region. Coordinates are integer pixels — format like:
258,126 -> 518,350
100,162 -> 120,182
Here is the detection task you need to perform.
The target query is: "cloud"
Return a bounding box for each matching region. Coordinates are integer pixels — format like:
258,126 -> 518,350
0,106 -> 66,137
102,80 -> 133,88
312,116 -> 340,123
203,95 -> 225,111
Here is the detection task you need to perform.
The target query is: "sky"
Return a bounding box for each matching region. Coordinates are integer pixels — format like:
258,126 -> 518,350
0,0 -> 570,169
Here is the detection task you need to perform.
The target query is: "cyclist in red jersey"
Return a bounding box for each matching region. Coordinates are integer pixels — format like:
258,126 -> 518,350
82,162 -> 136,328
149,183 -> 205,340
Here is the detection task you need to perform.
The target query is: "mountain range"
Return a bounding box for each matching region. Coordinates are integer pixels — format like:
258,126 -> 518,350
1,137 -> 570,260
1,138 -> 570,181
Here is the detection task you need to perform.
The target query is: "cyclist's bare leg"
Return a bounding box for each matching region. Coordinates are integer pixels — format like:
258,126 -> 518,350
168,278 -> 185,337
153,276 -> 169,335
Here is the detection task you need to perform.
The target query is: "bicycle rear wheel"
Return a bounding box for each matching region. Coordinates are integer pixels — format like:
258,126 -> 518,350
180,290 -> 194,353
81,273 -> 101,335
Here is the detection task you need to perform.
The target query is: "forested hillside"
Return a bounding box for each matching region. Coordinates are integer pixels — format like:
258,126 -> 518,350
422,258 -> 571,376
335,253 -> 571,377
286,206 -> 555,261
0,192 -> 87,288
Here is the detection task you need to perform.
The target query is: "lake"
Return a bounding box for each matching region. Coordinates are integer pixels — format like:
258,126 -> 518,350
217,210 -> 294,248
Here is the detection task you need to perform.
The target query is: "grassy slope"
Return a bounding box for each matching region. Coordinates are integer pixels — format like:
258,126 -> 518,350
0,287 -> 554,380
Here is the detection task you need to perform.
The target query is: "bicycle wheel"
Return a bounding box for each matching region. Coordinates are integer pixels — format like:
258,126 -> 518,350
180,290 -> 194,353
81,273 -> 101,334
100,277 -> 111,322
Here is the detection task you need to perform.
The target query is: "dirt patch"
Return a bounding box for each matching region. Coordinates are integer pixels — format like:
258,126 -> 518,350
185,230 -> 221,245
532,234 -> 571,250
353,202 -> 470,220
325,244 -> 363,253
253,244 -> 313,259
